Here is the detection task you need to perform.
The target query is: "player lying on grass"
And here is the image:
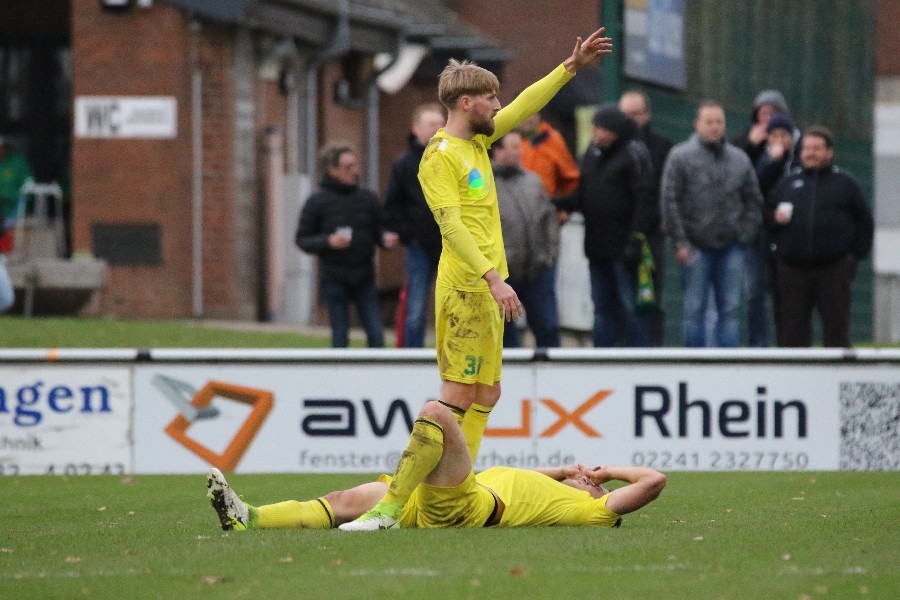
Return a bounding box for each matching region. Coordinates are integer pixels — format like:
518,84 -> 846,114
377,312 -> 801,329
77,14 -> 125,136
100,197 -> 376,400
207,397 -> 666,531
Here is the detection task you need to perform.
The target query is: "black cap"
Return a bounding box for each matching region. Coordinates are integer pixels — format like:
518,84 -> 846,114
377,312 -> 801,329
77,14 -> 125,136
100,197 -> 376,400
591,104 -> 636,138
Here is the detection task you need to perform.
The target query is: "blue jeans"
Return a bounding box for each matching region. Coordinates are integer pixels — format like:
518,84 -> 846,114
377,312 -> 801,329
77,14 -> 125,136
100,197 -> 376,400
0,256 -> 13,313
681,244 -> 745,347
321,279 -> 384,348
589,259 -> 648,347
402,244 -> 439,348
504,265 -> 561,348
744,235 -> 770,347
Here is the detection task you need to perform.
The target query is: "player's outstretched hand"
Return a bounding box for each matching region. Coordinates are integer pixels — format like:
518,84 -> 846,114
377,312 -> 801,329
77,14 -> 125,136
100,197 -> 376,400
565,27 -> 613,73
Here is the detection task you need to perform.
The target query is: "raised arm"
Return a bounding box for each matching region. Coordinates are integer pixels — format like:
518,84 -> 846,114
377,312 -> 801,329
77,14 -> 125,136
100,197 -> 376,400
490,28 -> 613,142
584,465 -> 667,515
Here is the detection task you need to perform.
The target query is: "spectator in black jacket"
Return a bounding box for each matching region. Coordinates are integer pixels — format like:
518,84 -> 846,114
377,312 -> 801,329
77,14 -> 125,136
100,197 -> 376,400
766,126 -> 873,348
619,90 -> 673,346
559,104 -> 656,347
296,142 -> 399,348
383,104 -> 446,347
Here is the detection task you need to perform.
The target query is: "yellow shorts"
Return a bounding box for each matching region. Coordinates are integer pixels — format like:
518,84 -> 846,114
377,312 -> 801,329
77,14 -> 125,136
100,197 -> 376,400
434,283 -> 503,385
382,472 -> 495,529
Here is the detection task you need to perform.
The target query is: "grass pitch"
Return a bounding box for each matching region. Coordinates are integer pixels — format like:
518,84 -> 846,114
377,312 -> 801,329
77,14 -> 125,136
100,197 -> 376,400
1,471 -> 897,599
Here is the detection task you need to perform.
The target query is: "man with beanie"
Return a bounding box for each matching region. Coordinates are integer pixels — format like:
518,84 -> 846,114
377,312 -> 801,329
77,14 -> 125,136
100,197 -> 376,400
558,103 -> 655,347
766,126 -> 873,347
750,112 -> 803,346
661,100 -> 763,348
733,89 -> 790,164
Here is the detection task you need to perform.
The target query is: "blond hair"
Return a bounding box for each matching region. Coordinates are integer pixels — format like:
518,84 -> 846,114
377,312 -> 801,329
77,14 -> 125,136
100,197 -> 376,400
437,59 -> 500,110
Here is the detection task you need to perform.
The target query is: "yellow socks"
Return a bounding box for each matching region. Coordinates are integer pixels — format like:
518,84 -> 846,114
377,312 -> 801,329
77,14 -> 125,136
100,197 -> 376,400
382,416 -> 444,506
253,497 -> 335,529
461,402 -> 492,463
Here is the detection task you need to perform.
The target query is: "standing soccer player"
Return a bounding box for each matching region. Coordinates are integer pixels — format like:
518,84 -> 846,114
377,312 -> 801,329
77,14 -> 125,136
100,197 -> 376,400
340,27 -> 613,531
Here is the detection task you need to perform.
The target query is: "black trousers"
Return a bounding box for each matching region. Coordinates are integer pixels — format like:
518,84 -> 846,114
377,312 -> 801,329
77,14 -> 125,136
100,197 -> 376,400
775,254 -> 857,348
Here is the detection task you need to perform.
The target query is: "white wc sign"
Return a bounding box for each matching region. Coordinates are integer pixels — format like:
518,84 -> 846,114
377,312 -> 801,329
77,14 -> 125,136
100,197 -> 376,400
75,96 -> 177,139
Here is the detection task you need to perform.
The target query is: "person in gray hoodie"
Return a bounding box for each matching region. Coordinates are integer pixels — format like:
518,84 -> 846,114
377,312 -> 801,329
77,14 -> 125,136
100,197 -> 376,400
661,100 -> 763,347
491,131 -> 561,348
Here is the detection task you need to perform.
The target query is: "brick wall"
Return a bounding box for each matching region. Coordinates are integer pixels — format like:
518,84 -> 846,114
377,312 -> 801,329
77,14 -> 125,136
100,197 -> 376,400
71,3 -> 255,319
444,0 -> 601,104
877,0 -> 900,75
72,3 -> 193,317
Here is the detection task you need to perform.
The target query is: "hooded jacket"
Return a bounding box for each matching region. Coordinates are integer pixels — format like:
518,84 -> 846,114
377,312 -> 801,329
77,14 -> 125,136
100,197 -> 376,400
732,89 -> 790,163
295,174 -> 387,286
766,164 -> 873,267
383,135 -> 443,264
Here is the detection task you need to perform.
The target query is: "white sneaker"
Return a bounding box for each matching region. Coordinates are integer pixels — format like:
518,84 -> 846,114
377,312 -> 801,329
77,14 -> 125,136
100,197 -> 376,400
338,503 -> 400,531
207,467 -> 249,531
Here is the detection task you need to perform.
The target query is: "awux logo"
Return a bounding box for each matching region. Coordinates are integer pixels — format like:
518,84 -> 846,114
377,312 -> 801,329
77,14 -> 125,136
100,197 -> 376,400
152,374 -> 273,472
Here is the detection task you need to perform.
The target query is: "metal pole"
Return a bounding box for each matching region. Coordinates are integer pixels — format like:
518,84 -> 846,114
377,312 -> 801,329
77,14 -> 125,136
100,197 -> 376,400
601,0 -> 622,103
191,68 -> 203,317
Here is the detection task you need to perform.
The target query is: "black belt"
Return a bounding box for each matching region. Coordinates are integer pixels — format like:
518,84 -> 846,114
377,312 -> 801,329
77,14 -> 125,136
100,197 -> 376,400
481,485 -> 505,527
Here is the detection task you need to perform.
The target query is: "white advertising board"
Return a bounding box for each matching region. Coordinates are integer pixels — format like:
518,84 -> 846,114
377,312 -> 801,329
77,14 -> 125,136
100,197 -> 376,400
0,367 -> 132,475
75,96 -> 177,138
131,359 -> 899,474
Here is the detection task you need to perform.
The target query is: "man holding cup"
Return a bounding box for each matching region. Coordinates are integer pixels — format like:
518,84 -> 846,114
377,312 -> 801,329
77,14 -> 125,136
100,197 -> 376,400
296,142 -> 399,347
766,126 -> 873,347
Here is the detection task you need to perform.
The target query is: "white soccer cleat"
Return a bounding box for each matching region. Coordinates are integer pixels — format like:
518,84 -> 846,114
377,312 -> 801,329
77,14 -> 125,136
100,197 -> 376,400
206,467 -> 249,531
338,503 -> 400,531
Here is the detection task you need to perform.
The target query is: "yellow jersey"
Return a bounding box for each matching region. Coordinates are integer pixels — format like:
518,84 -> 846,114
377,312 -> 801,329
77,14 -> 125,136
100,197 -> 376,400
418,64 -> 575,292
476,467 -> 622,528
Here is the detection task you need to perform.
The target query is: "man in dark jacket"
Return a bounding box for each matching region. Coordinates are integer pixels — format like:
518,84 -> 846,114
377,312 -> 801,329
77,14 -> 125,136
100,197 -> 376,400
296,142 -> 398,348
383,104 -> 446,348
619,90 -> 673,346
766,126 -> 873,348
560,104 -> 656,347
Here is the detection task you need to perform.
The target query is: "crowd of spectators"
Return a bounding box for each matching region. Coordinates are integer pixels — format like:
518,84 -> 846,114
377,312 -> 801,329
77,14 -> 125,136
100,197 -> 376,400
296,90 -> 873,350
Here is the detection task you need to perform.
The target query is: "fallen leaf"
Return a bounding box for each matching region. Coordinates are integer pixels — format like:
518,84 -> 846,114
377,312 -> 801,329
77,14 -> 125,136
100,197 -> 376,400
128,511 -> 135,516
509,568 -> 526,576
98,506 -> 106,512
279,556 -> 293,563
0,548 -> 11,553
202,575 -> 232,585
332,559 -> 344,566
781,553 -> 791,561
693,536 -> 704,541
725,508 -> 733,513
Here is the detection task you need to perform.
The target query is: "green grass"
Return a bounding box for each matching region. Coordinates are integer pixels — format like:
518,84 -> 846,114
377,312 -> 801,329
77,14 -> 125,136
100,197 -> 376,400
1,472 -> 897,599
0,317 -> 345,348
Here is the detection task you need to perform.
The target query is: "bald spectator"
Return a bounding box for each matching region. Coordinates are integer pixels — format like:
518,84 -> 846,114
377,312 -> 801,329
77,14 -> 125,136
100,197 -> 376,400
619,90 -> 673,346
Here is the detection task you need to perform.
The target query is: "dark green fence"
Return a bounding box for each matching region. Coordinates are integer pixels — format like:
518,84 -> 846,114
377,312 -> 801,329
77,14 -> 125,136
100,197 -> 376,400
605,0 -> 876,345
